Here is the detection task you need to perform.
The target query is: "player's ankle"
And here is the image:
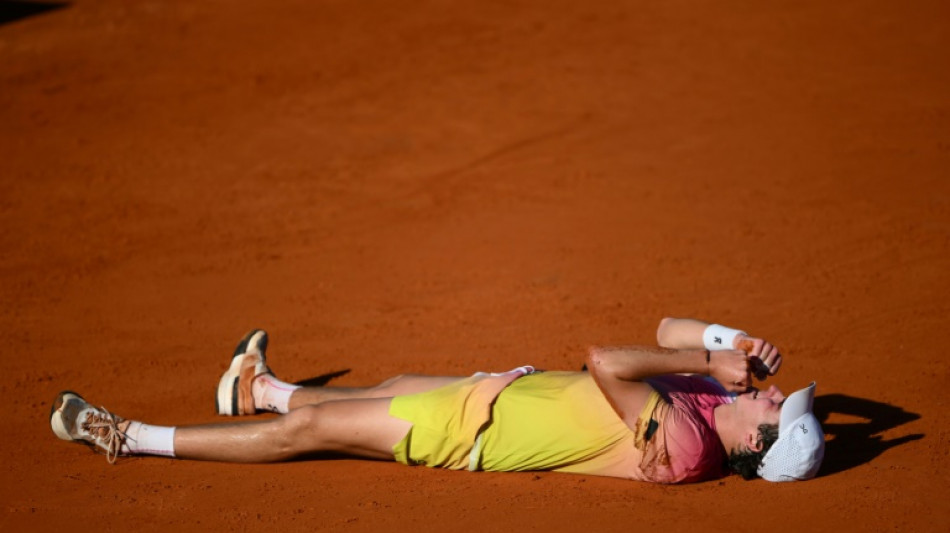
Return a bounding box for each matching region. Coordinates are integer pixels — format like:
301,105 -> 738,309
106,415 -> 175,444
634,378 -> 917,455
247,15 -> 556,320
123,420 -> 176,457
252,374 -> 300,414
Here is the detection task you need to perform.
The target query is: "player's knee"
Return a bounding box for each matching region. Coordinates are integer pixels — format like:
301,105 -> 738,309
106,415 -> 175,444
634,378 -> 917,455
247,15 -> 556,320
276,405 -> 323,455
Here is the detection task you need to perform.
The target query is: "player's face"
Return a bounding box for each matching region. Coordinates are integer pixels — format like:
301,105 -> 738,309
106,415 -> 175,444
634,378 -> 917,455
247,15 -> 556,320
734,385 -> 785,426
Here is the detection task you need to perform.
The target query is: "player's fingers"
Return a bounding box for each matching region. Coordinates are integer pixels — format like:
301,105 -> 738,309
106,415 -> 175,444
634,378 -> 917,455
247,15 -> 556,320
731,371 -> 752,391
761,344 -> 778,367
713,351 -> 752,390
767,352 -> 783,375
769,346 -> 782,368
755,344 -> 772,370
740,356 -> 755,385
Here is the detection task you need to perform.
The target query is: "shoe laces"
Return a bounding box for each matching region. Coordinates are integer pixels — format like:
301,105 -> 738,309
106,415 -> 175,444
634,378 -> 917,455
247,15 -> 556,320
81,407 -> 129,464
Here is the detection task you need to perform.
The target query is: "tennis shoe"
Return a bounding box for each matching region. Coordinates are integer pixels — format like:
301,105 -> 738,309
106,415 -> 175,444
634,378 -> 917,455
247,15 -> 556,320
216,329 -> 271,416
50,391 -> 129,463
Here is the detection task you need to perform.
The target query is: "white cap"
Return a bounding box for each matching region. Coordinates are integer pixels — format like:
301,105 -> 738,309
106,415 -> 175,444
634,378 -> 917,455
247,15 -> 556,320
757,382 -> 825,482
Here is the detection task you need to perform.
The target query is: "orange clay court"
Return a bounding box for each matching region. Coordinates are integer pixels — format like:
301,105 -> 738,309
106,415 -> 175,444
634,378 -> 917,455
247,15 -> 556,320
1,1 -> 948,531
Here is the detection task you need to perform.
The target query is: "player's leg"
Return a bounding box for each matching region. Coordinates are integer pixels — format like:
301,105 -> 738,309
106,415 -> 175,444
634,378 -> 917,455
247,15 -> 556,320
286,374 -> 463,410
51,391 -> 410,463
176,398 -> 409,462
217,329 -> 464,415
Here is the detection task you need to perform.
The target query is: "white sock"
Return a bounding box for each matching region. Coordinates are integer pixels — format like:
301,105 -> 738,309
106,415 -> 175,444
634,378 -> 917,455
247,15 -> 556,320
252,374 -> 301,414
123,421 -> 176,457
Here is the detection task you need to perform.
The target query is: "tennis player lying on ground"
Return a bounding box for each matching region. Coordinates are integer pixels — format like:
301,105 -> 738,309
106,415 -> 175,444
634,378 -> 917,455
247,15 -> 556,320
50,317 -> 824,483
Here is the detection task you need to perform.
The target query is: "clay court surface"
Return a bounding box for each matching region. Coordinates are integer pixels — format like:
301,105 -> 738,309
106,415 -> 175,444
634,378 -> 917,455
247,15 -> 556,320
2,0 -> 948,530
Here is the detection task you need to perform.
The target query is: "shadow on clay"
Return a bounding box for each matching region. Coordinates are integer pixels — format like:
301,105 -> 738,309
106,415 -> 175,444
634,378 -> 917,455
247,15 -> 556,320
813,394 -> 922,477
294,369 -> 351,388
0,1 -> 68,27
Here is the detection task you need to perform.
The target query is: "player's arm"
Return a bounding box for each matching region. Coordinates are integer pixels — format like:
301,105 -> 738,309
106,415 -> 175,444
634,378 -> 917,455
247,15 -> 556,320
586,345 -> 751,390
656,317 -> 782,378
655,317 -> 711,349
585,345 -> 752,429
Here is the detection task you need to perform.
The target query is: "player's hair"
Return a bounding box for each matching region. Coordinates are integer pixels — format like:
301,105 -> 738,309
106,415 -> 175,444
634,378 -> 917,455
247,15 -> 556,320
727,423 -> 779,480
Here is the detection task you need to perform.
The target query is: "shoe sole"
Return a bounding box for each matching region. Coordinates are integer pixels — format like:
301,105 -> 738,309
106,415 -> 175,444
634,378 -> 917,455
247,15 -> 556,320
50,390 -> 84,441
232,329 -> 268,361
215,330 -> 268,416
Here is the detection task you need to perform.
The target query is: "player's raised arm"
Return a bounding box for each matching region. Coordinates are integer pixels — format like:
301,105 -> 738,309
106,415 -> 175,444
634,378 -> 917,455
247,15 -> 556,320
584,344 -> 754,432
586,345 -> 752,393
655,317 -> 711,349
656,317 -> 782,379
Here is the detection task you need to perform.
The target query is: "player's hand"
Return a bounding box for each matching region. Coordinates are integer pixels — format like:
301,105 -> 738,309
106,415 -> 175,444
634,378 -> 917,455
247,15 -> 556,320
735,334 -> 782,381
709,350 -> 753,393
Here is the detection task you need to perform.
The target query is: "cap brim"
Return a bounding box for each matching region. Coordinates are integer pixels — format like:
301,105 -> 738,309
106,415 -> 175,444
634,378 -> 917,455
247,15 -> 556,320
778,382 -> 816,434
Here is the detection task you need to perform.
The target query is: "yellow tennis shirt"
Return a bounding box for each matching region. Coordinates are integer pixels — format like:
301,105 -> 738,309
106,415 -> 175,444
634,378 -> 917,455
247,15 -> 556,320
390,370 -> 729,482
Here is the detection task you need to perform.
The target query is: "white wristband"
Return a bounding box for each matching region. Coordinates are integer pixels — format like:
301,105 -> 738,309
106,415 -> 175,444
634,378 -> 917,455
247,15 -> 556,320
703,324 -> 746,351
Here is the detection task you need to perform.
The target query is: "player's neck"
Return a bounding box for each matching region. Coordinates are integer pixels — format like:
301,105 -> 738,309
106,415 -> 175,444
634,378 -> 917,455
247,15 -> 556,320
713,403 -> 743,455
